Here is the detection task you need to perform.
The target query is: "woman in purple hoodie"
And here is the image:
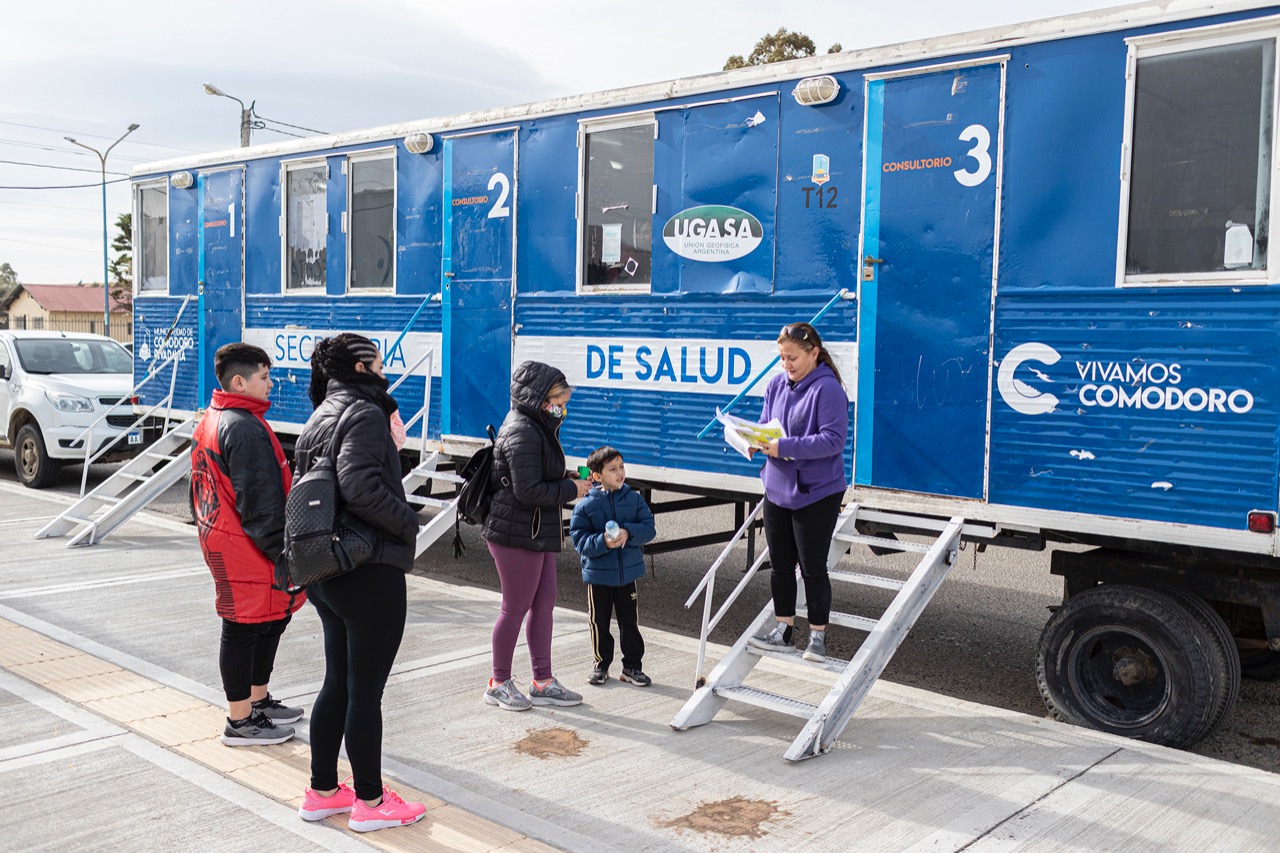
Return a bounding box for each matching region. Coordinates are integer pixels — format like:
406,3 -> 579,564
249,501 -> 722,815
747,322 -> 849,662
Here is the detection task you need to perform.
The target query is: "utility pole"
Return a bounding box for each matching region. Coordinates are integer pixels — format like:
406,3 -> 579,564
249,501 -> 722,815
65,123 -> 139,339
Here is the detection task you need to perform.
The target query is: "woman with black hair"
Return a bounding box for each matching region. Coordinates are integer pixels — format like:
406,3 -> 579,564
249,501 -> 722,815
747,322 -> 849,664
291,333 -> 426,833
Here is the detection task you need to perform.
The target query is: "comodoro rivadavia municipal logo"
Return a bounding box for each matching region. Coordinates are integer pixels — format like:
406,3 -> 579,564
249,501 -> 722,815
997,342 -> 1255,416
662,205 -> 763,262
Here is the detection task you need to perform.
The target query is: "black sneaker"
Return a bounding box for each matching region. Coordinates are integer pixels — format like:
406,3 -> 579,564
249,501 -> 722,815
221,711 -> 295,747
588,667 -> 608,685
252,693 -> 304,724
620,668 -> 652,687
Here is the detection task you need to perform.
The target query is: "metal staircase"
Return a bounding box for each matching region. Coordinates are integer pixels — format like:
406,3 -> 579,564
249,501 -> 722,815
402,452 -> 463,557
36,415 -> 200,546
672,503 -> 995,760
379,347 -> 464,558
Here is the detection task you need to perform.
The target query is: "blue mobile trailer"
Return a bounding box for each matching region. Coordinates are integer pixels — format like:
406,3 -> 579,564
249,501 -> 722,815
132,0 -> 1280,746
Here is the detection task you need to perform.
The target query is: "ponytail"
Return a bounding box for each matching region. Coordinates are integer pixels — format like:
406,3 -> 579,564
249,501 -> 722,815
815,347 -> 844,388
308,338 -> 334,409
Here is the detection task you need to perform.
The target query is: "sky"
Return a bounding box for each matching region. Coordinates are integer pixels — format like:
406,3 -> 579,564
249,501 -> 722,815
1,0 -> 1118,284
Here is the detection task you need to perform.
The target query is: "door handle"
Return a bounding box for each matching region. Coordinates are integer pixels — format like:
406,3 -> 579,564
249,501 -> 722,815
862,256 -> 883,282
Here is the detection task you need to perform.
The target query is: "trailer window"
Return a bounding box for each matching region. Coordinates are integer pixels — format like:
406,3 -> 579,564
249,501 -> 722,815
284,163 -> 327,291
136,182 -> 168,293
581,121 -> 654,291
348,156 -> 395,291
1124,37 -> 1275,281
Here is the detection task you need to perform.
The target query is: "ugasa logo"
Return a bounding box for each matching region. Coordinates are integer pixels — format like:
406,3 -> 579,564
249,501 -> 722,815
997,343 -> 1060,415
662,205 -> 763,262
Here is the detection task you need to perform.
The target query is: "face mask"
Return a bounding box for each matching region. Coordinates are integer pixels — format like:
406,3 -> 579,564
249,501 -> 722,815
389,410 -> 407,450
546,403 -> 567,419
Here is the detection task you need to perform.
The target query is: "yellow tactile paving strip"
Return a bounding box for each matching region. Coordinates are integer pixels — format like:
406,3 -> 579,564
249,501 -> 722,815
0,618 -> 559,852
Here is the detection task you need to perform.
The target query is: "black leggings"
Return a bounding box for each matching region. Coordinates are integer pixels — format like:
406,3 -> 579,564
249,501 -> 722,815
306,563 -> 407,802
762,492 -> 843,626
219,614 -> 291,703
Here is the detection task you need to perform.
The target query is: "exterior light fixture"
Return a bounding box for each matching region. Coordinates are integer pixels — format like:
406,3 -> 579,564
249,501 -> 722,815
404,132 -> 434,154
170,171 -> 194,190
792,75 -> 841,106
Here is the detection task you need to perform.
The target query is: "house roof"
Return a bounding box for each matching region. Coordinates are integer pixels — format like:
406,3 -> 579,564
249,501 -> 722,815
10,284 -> 130,313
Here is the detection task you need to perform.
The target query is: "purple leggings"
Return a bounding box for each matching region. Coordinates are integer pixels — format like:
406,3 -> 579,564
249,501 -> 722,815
488,541 -> 558,682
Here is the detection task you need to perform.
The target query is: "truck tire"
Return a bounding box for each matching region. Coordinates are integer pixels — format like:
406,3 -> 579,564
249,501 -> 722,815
1137,583 -> 1240,739
1036,584 -> 1218,749
15,422 -> 60,489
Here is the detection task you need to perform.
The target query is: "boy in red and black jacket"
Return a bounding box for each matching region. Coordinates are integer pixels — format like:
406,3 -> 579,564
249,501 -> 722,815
191,343 -> 305,746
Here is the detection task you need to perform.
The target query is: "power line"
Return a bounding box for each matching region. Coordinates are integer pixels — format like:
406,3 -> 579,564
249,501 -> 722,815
0,236 -> 99,254
0,199 -> 98,212
0,159 -> 130,176
0,137 -> 150,165
0,120 -> 206,153
255,114 -> 329,135
0,177 -> 131,190
257,125 -> 307,140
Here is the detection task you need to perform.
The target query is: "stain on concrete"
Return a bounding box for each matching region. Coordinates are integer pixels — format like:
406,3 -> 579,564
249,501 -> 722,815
1244,733 -> 1280,748
514,727 -> 587,759
661,796 -> 787,839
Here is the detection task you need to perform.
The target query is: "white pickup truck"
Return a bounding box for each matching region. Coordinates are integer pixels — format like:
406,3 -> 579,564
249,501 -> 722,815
0,330 -> 151,488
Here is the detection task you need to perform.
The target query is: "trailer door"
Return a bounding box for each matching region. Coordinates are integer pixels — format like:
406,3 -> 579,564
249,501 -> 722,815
856,60 -> 1005,499
442,129 -> 516,439
197,167 -> 245,406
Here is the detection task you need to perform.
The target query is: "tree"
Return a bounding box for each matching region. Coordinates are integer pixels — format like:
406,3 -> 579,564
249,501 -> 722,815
724,28 -> 842,70
109,213 -> 132,312
0,263 -> 17,330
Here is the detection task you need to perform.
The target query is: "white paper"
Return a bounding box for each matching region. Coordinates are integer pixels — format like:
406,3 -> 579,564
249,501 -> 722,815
716,408 -> 785,460
602,223 -> 622,263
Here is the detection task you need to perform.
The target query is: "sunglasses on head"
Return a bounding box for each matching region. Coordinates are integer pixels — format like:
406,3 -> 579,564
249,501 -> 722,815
780,324 -> 813,343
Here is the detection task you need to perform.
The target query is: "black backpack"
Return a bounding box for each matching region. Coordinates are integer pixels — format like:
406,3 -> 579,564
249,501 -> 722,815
276,407 -> 376,592
452,424 -> 503,556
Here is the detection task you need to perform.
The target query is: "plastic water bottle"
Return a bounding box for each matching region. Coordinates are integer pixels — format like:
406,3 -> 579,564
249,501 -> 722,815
605,520 -> 621,541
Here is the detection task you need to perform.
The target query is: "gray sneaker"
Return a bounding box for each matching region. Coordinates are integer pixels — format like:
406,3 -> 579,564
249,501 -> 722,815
252,693 -> 304,724
528,677 -> 583,707
803,631 -> 827,662
483,678 -> 532,711
221,711 -> 295,746
747,622 -> 794,651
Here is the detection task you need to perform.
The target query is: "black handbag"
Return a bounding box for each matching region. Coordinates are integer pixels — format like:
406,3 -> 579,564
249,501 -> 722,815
281,407 -> 376,588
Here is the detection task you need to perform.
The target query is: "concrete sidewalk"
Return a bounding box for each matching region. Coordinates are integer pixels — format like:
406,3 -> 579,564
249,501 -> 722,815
2,480 -> 1279,852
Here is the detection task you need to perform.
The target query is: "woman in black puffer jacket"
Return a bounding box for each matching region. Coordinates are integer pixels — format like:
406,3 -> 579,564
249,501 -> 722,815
291,333 -> 426,830
481,361 -> 590,711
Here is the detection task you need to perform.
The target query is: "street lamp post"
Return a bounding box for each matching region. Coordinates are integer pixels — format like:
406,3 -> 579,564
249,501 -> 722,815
203,83 -> 253,147
65,123 -> 139,340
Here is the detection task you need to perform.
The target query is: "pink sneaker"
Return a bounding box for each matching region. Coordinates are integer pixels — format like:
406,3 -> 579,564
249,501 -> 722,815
298,781 -> 356,821
348,787 -> 426,832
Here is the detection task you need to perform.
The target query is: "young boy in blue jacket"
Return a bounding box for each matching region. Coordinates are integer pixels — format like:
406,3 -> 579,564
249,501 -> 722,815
569,446 -> 658,686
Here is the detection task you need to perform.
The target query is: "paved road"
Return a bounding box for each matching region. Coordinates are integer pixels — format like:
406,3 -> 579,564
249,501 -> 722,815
6,450 -> 1277,776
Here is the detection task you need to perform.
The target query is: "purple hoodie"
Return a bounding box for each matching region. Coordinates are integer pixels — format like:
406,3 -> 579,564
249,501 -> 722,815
759,362 -> 849,510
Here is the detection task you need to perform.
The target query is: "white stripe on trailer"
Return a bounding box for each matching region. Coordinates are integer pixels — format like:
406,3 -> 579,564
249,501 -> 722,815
514,335 -> 857,400
241,328 -> 442,376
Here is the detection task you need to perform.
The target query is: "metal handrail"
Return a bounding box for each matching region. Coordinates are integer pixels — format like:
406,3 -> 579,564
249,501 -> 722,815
684,501 -> 767,682
74,346 -> 187,497
387,348 -> 432,394
386,348 -> 434,467
695,288 -> 853,440
70,293 -> 198,452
